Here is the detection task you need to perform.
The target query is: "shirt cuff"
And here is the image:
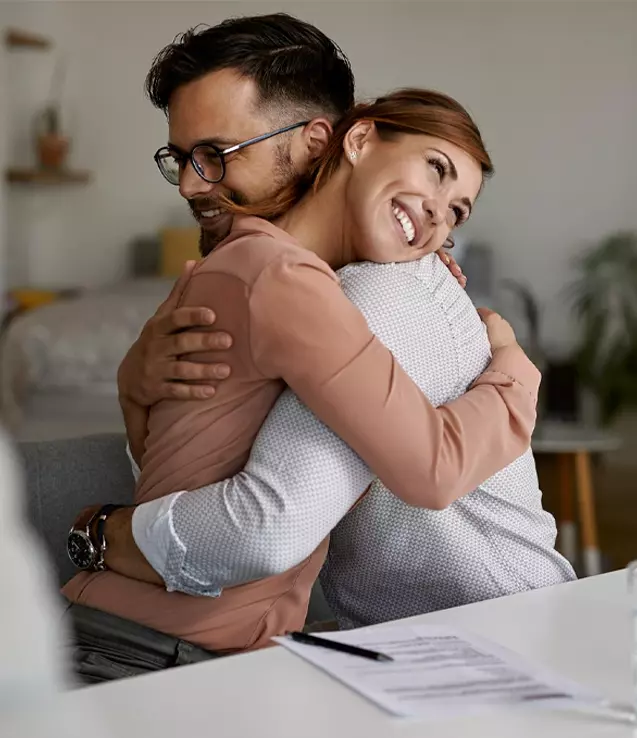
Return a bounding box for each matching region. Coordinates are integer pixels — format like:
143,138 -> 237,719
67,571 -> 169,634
126,443 -> 141,482
472,343 -> 542,400
131,492 -> 185,580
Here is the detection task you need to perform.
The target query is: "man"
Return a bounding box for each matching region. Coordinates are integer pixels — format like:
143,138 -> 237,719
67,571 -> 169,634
87,13 -> 458,574
117,14 -> 464,453
68,14 -> 573,679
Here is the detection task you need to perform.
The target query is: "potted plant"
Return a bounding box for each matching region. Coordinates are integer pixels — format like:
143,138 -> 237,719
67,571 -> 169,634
36,103 -> 69,170
35,57 -> 69,170
569,231 -> 637,424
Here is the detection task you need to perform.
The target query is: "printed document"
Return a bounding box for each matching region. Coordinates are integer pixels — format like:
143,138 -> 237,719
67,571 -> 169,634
274,625 -> 601,720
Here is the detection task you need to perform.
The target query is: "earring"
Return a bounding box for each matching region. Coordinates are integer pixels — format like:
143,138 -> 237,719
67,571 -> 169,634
349,151 -> 358,161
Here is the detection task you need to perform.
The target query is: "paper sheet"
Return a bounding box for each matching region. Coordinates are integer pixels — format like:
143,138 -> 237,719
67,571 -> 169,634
274,625 -> 602,720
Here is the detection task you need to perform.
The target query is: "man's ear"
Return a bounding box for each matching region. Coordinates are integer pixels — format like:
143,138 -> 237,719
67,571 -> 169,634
299,117 -> 333,162
343,120 -> 375,164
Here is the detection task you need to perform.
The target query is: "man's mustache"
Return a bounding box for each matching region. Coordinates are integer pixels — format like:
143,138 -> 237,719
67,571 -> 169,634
188,192 -> 247,216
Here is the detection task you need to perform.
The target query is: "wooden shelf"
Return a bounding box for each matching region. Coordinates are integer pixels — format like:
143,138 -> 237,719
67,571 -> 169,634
5,29 -> 52,50
5,168 -> 91,185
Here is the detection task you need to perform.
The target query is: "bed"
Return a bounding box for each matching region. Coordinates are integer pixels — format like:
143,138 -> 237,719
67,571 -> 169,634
1,227 -> 200,441
1,278 -> 175,440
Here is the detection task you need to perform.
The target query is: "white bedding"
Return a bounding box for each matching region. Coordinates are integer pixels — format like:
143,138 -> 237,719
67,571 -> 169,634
0,278 -> 173,428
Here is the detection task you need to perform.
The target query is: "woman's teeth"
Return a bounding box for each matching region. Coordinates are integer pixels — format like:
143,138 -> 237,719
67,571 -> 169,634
392,204 -> 416,244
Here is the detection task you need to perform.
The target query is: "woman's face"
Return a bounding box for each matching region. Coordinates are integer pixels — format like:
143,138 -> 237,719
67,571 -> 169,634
343,125 -> 484,263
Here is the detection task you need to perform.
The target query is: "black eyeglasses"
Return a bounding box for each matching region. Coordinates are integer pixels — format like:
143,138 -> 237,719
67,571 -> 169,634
154,121 -> 309,186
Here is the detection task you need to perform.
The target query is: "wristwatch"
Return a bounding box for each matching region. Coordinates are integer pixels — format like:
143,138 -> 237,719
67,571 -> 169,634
67,504 -> 123,571
67,508 -> 100,570
93,504 -> 123,571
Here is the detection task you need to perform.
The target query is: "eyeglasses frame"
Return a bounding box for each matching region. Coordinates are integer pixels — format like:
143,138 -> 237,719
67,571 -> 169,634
154,120 -> 310,186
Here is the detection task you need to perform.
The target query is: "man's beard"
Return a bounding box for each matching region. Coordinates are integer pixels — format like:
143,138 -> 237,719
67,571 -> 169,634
195,190 -> 249,257
196,141 -> 298,258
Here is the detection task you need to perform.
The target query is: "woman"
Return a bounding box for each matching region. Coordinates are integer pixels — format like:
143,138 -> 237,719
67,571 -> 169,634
63,89 -> 544,671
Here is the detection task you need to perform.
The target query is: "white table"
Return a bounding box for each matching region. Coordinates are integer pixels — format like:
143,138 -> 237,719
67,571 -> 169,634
6,571 -> 634,738
532,422 -> 621,577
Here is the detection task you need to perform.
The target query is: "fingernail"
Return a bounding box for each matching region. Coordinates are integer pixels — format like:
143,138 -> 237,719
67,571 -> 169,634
217,365 -> 231,378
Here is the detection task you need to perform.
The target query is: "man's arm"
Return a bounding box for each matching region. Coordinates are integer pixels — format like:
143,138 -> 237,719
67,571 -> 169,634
80,253 -> 469,585
99,388 -> 372,594
97,256 -> 524,592
97,307 -> 534,597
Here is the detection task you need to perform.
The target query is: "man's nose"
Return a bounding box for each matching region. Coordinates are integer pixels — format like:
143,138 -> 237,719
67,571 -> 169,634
179,161 -> 216,201
422,197 -> 445,226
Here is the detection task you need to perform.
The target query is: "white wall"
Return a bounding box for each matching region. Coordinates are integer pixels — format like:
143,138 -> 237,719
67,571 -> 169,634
0,5 -> 9,313
4,1 -> 637,353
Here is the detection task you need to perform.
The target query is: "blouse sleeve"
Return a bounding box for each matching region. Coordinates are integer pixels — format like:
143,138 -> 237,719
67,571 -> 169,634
249,256 -> 540,509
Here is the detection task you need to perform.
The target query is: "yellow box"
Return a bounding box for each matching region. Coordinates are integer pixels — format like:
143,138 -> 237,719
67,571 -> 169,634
9,288 -> 60,311
160,227 -> 201,277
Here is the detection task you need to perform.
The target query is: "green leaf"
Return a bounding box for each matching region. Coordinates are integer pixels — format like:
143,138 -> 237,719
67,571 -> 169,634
569,231 -> 637,423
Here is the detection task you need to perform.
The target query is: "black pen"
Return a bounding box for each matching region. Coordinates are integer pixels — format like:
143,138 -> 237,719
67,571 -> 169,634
288,631 -> 394,662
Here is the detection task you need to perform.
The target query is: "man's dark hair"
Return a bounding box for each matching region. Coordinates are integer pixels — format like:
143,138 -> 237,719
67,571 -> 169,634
146,13 -> 355,121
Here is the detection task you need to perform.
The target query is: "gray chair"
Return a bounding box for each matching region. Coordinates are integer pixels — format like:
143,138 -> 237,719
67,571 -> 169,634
17,433 -> 333,622
18,433 -> 135,587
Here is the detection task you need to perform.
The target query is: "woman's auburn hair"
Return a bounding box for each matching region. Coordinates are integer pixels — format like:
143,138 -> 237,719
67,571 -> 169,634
220,88 -> 494,221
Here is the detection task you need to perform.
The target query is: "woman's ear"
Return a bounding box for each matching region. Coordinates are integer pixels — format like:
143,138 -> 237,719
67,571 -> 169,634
343,120 -> 375,165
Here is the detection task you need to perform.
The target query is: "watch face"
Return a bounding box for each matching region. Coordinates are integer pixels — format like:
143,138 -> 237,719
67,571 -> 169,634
67,530 -> 96,570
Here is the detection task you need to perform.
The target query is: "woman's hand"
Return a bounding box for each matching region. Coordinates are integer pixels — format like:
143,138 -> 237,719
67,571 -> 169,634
477,307 -> 517,351
118,261 -> 233,406
436,249 -> 467,289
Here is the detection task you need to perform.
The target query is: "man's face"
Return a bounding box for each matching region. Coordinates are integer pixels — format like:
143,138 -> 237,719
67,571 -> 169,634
167,68 -> 301,255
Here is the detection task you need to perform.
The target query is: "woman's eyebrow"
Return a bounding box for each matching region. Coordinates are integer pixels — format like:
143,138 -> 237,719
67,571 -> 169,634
430,148 -> 458,180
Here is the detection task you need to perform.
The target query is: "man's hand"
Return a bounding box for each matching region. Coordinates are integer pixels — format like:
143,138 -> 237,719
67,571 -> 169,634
72,504 -> 101,536
118,261 -> 233,407
437,248 -> 467,289
477,307 -> 518,351
71,505 -> 163,586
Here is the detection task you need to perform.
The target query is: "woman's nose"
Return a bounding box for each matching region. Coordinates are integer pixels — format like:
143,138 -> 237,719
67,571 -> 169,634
422,197 -> 444,226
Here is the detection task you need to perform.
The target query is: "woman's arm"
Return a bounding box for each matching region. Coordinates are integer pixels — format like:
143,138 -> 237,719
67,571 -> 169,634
250,257 -> 540,509
116,263 -> 232,465
119,396 -> 149,469
100,258 -> 536,594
